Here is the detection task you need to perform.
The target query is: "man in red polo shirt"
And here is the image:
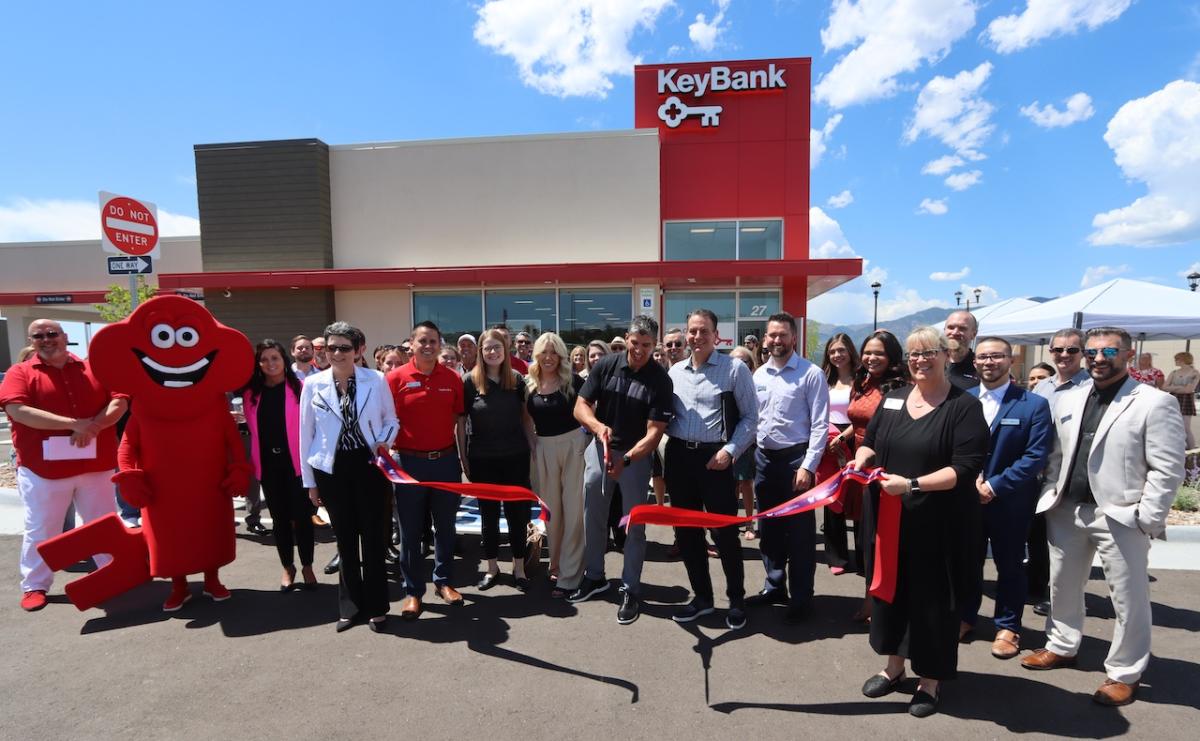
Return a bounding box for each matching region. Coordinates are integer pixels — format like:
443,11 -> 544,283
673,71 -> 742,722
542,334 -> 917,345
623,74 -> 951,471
388,320 -> 466,620
0,319 -> 128,611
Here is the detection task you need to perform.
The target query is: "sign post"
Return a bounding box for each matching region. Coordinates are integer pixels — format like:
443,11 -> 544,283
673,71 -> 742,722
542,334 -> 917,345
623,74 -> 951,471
99,192 -> 160,311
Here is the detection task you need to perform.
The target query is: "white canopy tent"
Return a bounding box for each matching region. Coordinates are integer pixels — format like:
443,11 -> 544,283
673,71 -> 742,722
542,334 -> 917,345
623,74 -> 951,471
931,297 -> 1042,332
981,279 -> 1200,343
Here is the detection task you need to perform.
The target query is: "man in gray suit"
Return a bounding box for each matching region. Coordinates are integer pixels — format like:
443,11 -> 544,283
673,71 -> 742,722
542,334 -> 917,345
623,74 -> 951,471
1020,326 -> 1185,706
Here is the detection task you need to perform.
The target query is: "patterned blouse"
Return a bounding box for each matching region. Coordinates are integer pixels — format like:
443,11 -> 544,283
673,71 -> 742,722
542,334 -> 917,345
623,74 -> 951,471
336,375 -> 371,451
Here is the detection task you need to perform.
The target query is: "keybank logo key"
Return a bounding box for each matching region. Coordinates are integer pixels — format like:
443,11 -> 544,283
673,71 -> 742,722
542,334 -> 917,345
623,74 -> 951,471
657,64 -> 786,98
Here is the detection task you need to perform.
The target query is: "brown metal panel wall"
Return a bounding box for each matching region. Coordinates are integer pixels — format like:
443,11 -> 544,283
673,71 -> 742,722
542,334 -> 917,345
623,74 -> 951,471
194,138 -> 336,341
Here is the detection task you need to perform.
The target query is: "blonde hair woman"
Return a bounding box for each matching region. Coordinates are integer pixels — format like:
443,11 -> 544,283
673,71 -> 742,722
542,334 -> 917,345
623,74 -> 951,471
569,345 -> 587,376
526,332 -> 587,597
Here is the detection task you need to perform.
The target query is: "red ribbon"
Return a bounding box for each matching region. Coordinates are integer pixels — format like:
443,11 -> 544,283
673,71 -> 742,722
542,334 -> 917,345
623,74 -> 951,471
374,454 -> 551,520
621,464 -> 901,603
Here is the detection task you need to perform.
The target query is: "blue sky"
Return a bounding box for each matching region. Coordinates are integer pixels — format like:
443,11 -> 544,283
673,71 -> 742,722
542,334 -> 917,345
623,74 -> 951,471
1,1 -> 1197,324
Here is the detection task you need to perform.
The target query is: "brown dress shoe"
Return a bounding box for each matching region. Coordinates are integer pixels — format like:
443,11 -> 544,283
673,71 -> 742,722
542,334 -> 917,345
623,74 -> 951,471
400,596 -> 421,620
1093,679 -> 1138,706
1020,648 -> 1076,671
312,514 -> 329,527
991,629 -> 1020,659
435,584 -> 464,605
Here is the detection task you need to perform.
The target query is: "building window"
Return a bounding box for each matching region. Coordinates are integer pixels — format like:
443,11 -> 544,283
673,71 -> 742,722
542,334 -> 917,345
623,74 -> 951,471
663,219 -> 782,261
413,290 -> 482,342
558,288 -> 632,347
484,289 -> 557,337
664,289 -> 781,350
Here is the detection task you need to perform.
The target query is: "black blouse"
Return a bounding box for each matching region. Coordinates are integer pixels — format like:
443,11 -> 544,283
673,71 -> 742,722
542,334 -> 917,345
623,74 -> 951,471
463,370 -> 529,458
527,374 -> 585,437
256,383 -> 289,462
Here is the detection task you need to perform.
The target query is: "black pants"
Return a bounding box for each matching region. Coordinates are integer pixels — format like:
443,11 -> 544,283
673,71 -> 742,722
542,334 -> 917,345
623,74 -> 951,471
313,447 -> 391,620
664,439 -> 745,607
870,548 -> 959,680
822,425 -> 858,571
469,453 -> 532,561
755,444 -> 816,608
1026,512 -> 1049,600
260,451 -> 315,568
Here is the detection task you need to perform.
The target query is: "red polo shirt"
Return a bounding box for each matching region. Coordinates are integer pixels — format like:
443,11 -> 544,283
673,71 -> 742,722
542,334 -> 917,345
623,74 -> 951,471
388,360 -> 464,451
0,353 -> 123,479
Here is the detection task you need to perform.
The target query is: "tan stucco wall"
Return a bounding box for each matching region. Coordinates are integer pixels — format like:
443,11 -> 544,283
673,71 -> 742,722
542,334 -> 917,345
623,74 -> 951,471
328,131 -> 661,269
333,289 -> 413,353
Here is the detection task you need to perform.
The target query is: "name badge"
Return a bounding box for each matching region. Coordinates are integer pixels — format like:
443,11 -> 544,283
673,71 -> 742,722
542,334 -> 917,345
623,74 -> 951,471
1059,414 -> 1073,424
406,380 -> 422,389
883,397 -> 904,410
1000,418 -> 1021,426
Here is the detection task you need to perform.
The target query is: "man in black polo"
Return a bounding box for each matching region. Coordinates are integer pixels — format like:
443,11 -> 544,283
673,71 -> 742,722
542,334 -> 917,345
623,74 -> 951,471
944,310 -> 980,389
570,315 -> 674,625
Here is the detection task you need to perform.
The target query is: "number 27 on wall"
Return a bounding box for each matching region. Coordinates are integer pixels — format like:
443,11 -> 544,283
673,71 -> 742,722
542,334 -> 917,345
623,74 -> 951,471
748,305 -> 767,316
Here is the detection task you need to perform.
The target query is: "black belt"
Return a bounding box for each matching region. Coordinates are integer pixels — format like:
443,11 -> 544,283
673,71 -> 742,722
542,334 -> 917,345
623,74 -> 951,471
395,445 -> 456,460
760,442 -> 808,458
668,438 -> 725,451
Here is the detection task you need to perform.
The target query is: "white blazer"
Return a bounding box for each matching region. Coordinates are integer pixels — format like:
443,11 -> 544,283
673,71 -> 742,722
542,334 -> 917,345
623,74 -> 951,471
1037,375 -> 1185,537
299,365 -> 399,488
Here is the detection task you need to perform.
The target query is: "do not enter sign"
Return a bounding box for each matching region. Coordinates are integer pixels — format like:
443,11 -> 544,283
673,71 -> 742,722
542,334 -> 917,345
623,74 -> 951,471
99,191 -> 159,258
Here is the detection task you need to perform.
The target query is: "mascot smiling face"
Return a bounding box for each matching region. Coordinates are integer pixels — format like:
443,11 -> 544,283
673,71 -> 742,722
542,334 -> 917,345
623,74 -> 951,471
90,295 -> 253,417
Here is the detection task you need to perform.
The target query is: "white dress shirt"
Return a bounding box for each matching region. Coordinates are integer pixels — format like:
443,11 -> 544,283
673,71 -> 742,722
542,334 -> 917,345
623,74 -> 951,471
979,380 -> 1010,427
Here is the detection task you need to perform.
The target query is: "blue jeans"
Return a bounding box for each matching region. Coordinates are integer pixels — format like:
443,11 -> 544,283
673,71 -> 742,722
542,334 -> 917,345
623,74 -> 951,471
394,452 -> 462,598
755,444 -> 816,608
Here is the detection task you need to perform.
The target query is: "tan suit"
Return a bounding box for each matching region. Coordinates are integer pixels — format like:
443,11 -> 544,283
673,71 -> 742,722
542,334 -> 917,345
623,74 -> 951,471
1038,375 -> 1185,683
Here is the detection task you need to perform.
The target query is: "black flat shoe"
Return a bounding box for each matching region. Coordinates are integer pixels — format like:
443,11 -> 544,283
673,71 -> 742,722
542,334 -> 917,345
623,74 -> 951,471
909,688 -> 939,718
323,554 -> 341,575
280,582 -> 297,593
335,618 -> 355,633
862,671 -> 905,698
477,572 -> 499,591
246,522 -> 272,536
368,617 -> 387,633
514,577 -> 529,593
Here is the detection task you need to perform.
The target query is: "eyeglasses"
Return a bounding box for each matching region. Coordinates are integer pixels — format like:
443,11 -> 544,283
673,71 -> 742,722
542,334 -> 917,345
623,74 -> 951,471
327,344 -> 355,354
665,341 -> 684,349
976,353 -> 1009,362
30,331 -> 61,340
1049,346 -> 1081,355
905,349 -> 942,362
1084,347 -> 1121,359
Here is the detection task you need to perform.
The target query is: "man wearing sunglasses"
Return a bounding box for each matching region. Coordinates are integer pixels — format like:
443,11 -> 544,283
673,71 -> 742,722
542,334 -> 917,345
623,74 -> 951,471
1028,327 -> 1091,616
1021,326 -> 1185,708
0,320 -> 128,612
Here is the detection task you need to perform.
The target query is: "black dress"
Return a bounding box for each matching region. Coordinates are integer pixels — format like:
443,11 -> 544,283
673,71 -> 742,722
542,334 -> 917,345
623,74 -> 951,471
861,384 -> 988,680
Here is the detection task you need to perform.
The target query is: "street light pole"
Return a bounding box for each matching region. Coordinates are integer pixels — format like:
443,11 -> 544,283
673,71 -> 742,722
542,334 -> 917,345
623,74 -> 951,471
1187,273 -> 1199,352
954,290 -> 962,307
871,281 -> 882,331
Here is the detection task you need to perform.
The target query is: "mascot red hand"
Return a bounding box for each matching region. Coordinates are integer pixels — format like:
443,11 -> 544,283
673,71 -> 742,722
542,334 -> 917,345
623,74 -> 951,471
87,295 -> 253,611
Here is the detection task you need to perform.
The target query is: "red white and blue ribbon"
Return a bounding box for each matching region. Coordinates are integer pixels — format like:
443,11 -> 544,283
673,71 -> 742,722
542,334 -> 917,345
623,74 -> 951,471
620,465 -> 901,602
374,454 -> 551,520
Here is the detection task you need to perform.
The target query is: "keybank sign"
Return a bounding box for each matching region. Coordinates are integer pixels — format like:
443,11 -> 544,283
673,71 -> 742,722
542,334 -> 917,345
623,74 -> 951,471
657,64 -> 786,97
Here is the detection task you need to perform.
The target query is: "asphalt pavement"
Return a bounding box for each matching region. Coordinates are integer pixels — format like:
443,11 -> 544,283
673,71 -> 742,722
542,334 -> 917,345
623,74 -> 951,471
1,523 -> 1198,740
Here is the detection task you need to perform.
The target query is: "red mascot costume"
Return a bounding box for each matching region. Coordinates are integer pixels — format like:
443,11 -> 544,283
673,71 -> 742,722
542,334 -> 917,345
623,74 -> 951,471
37,295 -> 254,612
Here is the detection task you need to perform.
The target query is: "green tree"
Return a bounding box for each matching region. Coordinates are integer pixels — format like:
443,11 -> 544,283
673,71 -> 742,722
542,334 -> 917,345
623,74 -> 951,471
805,318 -> 822,362
95,277 -> 157,322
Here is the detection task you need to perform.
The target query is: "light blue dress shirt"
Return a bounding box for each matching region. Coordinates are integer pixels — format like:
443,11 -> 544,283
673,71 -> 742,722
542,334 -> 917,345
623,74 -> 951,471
666,350 -> 759,459
753,352 -> 830,472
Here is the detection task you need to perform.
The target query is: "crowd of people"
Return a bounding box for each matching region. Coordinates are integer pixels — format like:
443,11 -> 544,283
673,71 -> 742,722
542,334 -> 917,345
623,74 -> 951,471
1,306 -> 1189,717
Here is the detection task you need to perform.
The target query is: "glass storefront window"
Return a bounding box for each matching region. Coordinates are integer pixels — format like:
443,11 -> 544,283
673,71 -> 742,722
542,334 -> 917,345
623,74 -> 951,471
664,221 -> 736,261
413,291 -> 482,342
738,290 -> 781,320
484,290 -> 556,337
737,220 -> 782,260
665,289 -> 781,351
558,288 -> 632,347
664,219 -> 782,261
663,291 -> 736,331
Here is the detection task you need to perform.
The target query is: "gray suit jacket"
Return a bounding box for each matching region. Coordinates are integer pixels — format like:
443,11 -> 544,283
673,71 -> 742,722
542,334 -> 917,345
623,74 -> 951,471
1037,375 -> 1185,537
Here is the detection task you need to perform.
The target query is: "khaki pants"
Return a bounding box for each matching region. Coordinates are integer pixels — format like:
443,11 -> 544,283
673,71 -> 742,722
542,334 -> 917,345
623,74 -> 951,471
534,429 -> 587,591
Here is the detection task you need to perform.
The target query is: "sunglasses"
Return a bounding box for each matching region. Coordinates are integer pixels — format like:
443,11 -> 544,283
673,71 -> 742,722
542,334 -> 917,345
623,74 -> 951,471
665,341 -> 684,348
30,331 -> 61,340
1049,346 -> 1081,355
1084,347 -> 1121,359
327,344 -> 355,354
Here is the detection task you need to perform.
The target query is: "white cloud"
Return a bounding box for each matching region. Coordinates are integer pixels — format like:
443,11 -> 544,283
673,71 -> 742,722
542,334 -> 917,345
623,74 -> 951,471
688,0 -> 730,52
959,283 -> 1000,304
810,206 -> 856,258
0,197 -> 199,242
1180,262 -> 1200,279
814,0 -> 977,109
918,197 -> 949,215
984,0 -> 1132,54
944,169 -> 983,191
930,266 -> 970,281
827,190 -> 855,209
1020,92 -> 1095,128
811,114 -> 844,169
473,0 -> 672,98
905,62 -> 995,160
921,154 -> 964,176
1081,264 -> 1131,287
1088,80 -> 1200,247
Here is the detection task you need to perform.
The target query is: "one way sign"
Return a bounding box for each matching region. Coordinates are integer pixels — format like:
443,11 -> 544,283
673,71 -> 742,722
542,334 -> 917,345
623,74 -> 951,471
107,256 -> 154,275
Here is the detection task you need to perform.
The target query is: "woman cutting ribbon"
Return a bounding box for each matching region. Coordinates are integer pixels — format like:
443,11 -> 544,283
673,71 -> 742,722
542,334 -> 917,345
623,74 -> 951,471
850,327 -> 988,718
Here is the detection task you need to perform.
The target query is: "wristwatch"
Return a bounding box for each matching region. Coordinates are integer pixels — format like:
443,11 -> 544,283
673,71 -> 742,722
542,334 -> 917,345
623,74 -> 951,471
908,478 -> 921,493
622,454 -> 632,467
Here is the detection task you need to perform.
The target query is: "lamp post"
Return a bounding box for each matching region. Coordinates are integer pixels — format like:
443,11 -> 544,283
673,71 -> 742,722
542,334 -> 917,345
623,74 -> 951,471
973,287 -> 982,306
954,290 -> 962,307
871,281 -> 882,330
1188,273 -> 1200,351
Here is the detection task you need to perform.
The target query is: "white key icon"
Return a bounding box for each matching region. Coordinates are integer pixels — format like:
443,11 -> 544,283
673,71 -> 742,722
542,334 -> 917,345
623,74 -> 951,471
657,96 -> 723,128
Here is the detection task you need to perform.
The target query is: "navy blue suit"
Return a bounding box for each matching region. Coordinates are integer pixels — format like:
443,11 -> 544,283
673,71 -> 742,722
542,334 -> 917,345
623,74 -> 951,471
962,383 -> 1053,633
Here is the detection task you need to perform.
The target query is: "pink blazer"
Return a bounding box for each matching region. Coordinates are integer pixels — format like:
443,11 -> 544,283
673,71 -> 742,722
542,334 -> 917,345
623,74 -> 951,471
243,382 -> 303,479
